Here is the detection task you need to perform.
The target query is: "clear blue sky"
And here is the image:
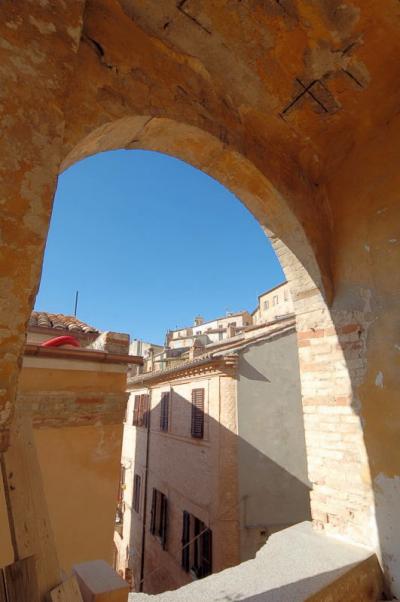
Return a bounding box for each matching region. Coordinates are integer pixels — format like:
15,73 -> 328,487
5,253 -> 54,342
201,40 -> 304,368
35,150 -> 284,344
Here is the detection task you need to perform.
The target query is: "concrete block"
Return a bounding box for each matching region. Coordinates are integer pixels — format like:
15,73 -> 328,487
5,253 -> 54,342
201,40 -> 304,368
73,560 -> 129,602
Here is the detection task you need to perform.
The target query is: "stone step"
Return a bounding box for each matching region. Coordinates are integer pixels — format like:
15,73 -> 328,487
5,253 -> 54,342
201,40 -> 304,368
130,522 -> 384,601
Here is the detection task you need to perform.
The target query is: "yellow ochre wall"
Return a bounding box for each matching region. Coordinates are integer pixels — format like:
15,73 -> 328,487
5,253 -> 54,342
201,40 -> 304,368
9,361 -> 127,574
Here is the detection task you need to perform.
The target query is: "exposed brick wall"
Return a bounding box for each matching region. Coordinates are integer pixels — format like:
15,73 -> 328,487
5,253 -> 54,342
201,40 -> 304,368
270,236 -> 376,549
17,391 -> 128,428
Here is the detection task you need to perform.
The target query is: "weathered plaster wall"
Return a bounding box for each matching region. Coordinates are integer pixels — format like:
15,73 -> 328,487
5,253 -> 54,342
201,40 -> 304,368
35,422 -> 123,573
0,0 -> 87,447
237,330 -> 311,560
12,360 -> 127,574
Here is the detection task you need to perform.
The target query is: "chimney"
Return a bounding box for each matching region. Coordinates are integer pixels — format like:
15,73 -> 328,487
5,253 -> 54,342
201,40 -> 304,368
189,338 -> 205,361
194,315 -> 204,327
147,347 -> 155,372
227,323 -> 236,339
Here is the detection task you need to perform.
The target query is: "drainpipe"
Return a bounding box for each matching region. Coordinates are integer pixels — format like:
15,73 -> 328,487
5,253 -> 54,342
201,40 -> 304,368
139,388 -> 151,592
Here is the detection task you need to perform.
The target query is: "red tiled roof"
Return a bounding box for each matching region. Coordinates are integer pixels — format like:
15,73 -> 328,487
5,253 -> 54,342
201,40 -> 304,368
29,311 -> 99,334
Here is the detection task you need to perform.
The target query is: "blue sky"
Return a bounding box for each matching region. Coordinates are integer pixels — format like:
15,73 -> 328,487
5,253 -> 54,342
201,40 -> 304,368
35,150 -> 284,344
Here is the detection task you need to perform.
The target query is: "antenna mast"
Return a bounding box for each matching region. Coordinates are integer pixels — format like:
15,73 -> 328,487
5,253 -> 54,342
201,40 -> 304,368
74,290 -> 79,317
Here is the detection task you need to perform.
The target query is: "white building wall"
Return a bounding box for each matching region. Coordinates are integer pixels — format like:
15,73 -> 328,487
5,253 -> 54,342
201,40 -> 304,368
252,283 -> 293,325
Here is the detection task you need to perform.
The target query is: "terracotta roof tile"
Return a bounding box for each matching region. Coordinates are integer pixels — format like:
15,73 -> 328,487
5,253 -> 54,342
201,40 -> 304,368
29,311 -> 99,334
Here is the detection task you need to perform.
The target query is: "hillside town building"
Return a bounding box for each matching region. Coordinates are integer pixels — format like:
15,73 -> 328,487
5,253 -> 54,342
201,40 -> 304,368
251,282 -> 293,325
165,311 -> 252,350
114,287 -> 310,594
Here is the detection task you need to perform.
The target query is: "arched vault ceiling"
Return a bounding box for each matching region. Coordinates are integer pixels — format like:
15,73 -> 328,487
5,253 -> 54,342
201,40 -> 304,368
62,0 -> 400,302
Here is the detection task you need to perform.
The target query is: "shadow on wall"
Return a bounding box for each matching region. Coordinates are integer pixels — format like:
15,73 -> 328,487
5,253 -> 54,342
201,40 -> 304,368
124,363 -> 312,595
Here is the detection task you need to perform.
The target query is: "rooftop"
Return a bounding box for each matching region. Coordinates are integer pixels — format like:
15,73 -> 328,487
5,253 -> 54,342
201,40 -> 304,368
29,311 -> 99,334
169,310 -> 250,334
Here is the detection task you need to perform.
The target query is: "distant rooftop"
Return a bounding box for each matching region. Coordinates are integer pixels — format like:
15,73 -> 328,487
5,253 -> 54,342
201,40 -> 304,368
29,311 -> 99,334
169,310 -> 249,333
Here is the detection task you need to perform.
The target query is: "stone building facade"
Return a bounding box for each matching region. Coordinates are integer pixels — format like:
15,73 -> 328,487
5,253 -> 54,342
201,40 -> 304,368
114,318 -> 310,594
166,311 -> 252,350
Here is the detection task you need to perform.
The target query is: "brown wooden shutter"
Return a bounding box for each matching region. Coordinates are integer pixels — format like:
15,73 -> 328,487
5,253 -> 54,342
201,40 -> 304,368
133,474 -> 141,513
150,489 -> 156,535
138,395 -> 144,427
160,392 -> 169,431
181,511 -> 190,571
201,527 -> 213,577
141,394 -> 150,428
160,494 -> 168,550
191,388 -> 204,438
133,395 -> 140,426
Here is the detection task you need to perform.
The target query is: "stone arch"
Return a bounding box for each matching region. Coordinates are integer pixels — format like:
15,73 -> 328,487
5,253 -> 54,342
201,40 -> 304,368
59,114 -> 375,560
2,0 -> 397,595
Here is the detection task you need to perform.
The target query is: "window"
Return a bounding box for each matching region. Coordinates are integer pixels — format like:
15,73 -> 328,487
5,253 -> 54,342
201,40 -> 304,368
133,394 -> 150,427
160,391 -> 169,432
263,299 -> 269,310
273,295 -> 278,306
284,288 -> 289,302
181,511 -> 212,578
191,388 -> 204,439
118,465 -> 126,504
133,474 -> 141,513
150,488 -> 168,549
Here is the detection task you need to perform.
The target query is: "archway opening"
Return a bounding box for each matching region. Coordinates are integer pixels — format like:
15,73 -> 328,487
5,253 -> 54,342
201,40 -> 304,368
26,145 -> 313,594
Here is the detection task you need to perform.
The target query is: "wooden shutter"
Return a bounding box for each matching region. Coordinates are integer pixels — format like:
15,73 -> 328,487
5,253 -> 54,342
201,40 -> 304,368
150,489 -> 156,535
191,388 -> 204,438
141,394 -> 149,428
181,511 -> 190,571
133,474 -> 141,513
160,392 -> 169,431
160,494 -> 168,550
201,527 -> 213,577
133,395 -> 140,426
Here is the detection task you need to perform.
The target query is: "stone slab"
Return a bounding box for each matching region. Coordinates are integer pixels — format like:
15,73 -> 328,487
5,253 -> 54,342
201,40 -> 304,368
130,522 -> 381,601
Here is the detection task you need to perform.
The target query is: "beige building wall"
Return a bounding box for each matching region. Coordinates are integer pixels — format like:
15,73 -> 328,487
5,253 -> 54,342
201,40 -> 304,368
167,312 -> 252,349
115,372 -> 240,594
252,283 -> 293,325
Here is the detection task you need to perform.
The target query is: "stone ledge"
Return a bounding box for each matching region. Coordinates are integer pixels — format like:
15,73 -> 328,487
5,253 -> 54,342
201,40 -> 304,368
131,522 -> 383,601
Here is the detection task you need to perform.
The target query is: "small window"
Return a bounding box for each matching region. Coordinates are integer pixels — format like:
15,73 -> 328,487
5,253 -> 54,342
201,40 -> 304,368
117,465 -> 126,505
273,295 -> 278,306
133,474 -> 141,513
263,299 -> 269,310
150,488 -> 168,549
181,511 -> 212,578
160,392 -> 169,432
284,289 -> 289,301
191,389 -> 205,439
133,394 -> 150,428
